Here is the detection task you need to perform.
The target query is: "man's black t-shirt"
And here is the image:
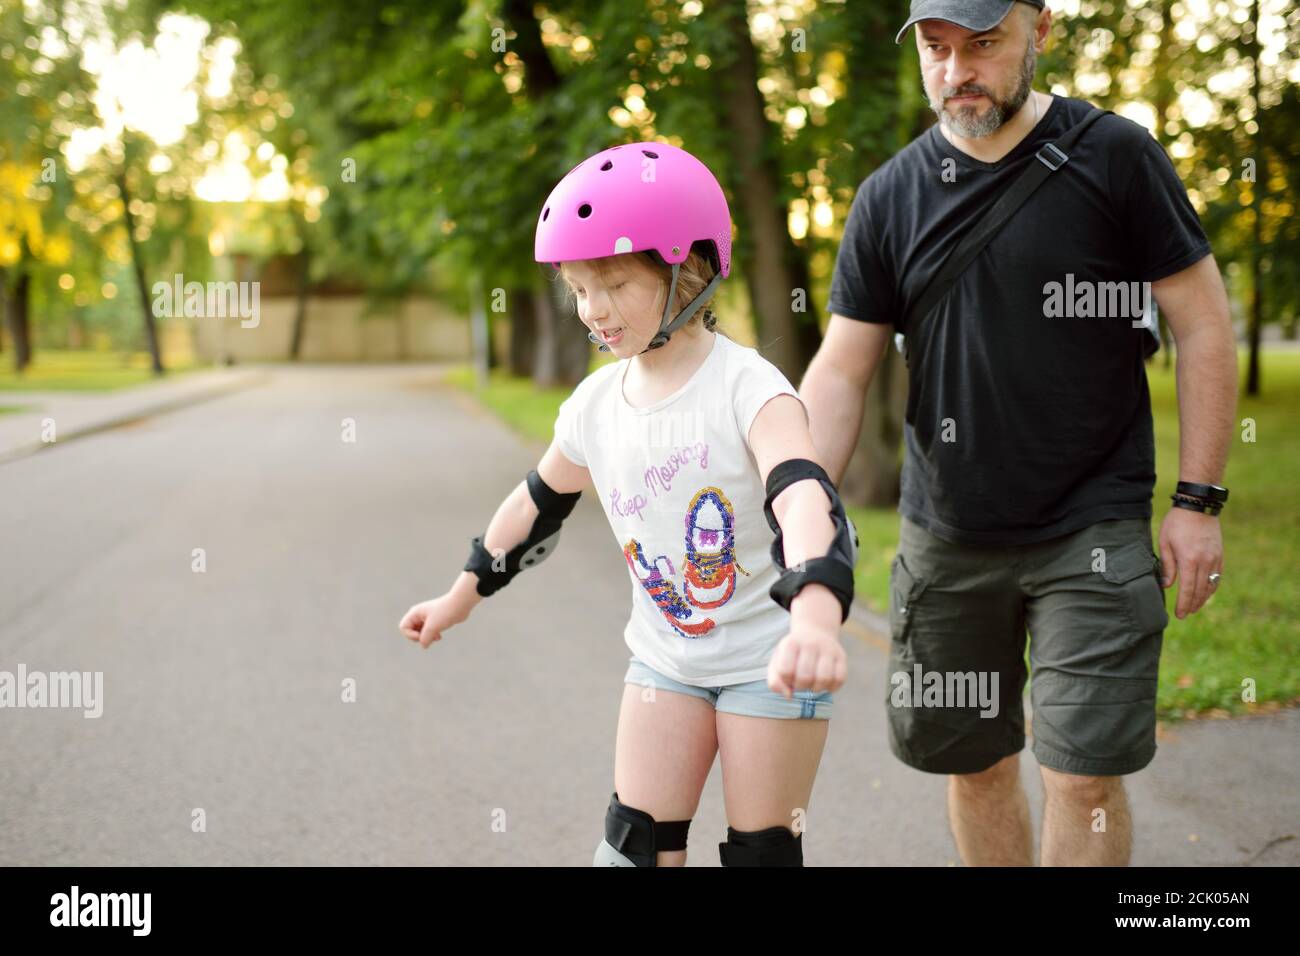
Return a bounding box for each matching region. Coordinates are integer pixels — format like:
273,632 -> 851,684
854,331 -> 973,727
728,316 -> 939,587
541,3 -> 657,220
828,95 -> 1211,546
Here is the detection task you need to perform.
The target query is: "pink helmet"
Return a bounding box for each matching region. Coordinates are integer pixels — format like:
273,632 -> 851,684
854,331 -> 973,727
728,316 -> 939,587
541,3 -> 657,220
535,141 -> 731,353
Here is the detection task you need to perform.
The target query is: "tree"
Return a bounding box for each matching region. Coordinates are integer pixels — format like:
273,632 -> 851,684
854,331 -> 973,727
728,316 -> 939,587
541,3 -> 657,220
1044,0 -> 1299,395
0,0 -> 94,370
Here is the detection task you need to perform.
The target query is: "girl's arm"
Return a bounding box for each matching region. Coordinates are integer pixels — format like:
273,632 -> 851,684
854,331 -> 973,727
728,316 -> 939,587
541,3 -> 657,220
399,441 -> 592,647
455,441 -> 592,605
746,394 -> 847,694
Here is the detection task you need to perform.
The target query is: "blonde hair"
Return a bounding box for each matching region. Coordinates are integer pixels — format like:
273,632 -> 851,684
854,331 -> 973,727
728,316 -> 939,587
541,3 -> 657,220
558,244 -> 723,336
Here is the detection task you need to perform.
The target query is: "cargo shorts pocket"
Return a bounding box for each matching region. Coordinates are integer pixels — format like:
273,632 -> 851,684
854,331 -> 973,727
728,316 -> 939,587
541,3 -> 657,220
886,552 -> 1013,771
1030,671 -> 1158,774
888,553 -> 928,652
1099,540 -> 1170,637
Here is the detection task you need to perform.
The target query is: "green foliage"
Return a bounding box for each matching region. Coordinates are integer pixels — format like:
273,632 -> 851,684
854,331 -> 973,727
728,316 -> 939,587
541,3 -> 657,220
1043,0 -> 1298,333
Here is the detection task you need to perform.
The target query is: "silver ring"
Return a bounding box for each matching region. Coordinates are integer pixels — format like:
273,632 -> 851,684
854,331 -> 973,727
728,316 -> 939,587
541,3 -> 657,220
1208,572 -> 1222,585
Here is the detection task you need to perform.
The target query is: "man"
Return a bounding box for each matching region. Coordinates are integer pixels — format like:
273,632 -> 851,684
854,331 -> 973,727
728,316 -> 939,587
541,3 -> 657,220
801,0 -> 1238,865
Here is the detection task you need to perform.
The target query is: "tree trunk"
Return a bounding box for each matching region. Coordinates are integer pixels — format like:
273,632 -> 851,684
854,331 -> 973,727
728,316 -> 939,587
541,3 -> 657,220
289,246 -> 311,360
529,285 -> 559,388
117,170 -> 164,375
714,0 -> 808,381
509,287 -> 537,378
1245,0 -> 1262,396
1247,212 -> 1262,396
1152,0 -> 1176,369
788,252 -> 823,370
485,306 -> 498,371
502,0 -> 560,385
5,265 -> 33,372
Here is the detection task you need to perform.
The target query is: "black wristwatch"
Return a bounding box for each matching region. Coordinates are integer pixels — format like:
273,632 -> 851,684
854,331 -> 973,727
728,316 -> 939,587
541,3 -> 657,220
1177,481 -> 1229,503
1171,481 -> 1229,517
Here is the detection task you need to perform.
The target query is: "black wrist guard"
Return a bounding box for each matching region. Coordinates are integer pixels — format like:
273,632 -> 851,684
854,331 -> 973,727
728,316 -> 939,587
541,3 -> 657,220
762,458 -> 859,623
463,470 -> 581,596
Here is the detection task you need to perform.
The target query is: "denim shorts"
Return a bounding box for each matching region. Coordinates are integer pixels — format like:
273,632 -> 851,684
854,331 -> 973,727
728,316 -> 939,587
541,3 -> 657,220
623,655 -> 832,720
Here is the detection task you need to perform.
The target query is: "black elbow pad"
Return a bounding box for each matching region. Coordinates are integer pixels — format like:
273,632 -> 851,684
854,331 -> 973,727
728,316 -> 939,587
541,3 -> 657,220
463,469 -> 582,596
762,458 -> 859,622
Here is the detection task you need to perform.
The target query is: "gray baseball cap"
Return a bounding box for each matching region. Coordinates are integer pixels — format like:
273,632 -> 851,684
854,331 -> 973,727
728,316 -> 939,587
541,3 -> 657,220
895,0 -> 1046,44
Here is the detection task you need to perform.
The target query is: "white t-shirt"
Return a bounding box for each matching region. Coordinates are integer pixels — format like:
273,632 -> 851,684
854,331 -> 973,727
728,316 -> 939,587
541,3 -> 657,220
553,332 -> 804,687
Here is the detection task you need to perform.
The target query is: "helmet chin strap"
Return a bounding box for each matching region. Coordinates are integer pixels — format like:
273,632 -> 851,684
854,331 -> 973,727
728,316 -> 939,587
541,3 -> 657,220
588,262 -> 723,354
644,261 -> 725,352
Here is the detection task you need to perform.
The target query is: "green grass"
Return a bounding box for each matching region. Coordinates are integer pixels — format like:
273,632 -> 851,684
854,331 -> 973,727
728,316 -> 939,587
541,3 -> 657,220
442,362 -> 597,444
446,349 -> 1300,718
1146,350 -> 1300,719
0,349 -> 200,392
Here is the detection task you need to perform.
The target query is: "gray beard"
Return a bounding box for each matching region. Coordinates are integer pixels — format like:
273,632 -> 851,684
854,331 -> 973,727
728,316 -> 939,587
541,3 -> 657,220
930,40 -> 1037,139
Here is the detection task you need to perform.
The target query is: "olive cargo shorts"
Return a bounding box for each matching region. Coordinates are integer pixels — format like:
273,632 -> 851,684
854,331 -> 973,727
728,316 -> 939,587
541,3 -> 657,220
887,515 -> 1169,776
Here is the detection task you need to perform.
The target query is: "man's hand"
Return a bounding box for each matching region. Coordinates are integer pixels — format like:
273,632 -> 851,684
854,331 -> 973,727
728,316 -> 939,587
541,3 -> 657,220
1158,506 -> 1224,619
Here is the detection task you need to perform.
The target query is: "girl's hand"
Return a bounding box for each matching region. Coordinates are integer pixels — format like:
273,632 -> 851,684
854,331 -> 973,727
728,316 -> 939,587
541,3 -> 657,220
766,622 -> 847,698
398,594 -> 469,648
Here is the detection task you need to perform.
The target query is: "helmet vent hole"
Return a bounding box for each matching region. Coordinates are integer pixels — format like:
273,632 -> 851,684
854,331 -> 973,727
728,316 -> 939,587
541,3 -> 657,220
642,150 -> 659,159
578,203 -> 593,218
600,161 -> 613,171
542,207 -> 549,221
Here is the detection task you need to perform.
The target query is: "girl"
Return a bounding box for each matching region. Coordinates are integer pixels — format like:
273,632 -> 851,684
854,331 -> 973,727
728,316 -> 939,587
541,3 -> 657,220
399,141 -> 858,866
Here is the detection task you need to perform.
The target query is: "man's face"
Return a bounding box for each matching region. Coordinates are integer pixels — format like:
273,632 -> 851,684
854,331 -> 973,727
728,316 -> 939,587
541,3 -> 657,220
917,8 -> 1043,139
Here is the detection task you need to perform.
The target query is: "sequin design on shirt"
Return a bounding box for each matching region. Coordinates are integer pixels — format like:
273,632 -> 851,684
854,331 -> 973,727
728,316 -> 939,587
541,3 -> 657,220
682,486 -> 751,610
623,539 -> 716,638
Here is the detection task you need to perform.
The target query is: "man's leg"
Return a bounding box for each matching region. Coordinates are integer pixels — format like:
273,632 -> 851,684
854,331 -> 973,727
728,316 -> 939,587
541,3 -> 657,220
1039,767 -> 1132,865
1021,517 -> 1168,867
947,753 -> 1033,865
885,517 -> 1031,865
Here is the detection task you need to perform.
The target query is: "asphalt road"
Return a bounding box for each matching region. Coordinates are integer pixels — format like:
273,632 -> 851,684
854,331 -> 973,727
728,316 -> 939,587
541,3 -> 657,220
1,364 -> 1294,865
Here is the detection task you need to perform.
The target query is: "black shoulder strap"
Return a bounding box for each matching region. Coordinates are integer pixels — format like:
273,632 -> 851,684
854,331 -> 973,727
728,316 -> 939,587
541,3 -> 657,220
898,107 -> 1112,343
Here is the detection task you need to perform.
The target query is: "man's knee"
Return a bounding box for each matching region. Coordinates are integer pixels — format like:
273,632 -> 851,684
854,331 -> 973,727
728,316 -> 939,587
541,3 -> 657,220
1040,767 -> 1123,806
950,753 -> 1022,793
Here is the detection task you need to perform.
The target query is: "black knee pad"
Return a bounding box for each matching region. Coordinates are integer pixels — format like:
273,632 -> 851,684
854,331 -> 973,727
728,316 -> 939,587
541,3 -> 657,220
718,825 -> 804,866
594,791 -> 691,867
